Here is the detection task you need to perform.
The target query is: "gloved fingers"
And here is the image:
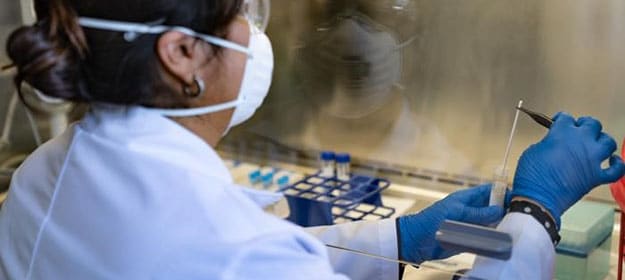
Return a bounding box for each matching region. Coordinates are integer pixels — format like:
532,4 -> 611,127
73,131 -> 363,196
600,155 -> 625,184
576,116 -> 603,139
460,206 -> 505,225
452,184 -> 492,205
596,133 -> 618,160
470,184 -> 493,206
551,112 -> 576,130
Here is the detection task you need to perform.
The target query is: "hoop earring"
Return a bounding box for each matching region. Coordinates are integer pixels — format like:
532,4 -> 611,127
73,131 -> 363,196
183,75 -> 206,98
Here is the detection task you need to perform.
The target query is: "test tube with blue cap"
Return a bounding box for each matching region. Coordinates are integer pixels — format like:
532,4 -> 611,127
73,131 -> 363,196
248,169 -> 262,185
275,172 -> 291,189
336,153 -> 351,182
320,151 -> 336,178
261,168 -> 277,188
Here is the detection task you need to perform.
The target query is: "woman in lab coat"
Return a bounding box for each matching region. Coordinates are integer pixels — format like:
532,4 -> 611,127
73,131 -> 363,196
1,0 -> 623,279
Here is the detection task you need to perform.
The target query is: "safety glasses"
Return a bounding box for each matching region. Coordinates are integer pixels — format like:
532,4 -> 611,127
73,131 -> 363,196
242,0 -> 271,34
78,0 -> 271,57
78,17 -> 252,56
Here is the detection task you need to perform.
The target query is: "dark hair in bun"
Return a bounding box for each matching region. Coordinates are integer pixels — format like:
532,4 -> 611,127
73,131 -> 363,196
6,0 -> 243,106
7,0 -> 88,102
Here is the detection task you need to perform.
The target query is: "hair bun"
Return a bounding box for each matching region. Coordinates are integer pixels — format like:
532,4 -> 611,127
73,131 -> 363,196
6,0 -> 89,102
7,25 -> 78,100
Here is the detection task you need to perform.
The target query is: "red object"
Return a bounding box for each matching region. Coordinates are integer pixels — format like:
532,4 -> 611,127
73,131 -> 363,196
619,213 -> 625,280
612,179 -> 625,211
611,138 -> 625,280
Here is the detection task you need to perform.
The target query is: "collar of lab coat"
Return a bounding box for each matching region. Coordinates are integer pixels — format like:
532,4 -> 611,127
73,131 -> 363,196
83,104 -> 233,182
82,104 -> 285,211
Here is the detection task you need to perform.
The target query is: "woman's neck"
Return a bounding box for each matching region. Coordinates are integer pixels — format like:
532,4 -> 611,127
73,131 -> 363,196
171,116 -> 223,147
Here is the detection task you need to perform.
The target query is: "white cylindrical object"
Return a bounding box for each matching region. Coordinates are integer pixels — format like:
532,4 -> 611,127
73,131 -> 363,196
335,153 -> 351,182
489,180 -> 508,207
319,152 -> 336,178
489,167 -> 509,207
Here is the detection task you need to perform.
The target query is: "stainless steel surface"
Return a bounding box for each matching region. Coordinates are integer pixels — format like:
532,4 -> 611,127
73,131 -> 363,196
226,0 -> 625,204
0,0 -> 36,193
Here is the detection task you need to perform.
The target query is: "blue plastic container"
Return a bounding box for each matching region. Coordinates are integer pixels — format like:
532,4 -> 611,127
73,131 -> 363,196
282,172 -> 394,227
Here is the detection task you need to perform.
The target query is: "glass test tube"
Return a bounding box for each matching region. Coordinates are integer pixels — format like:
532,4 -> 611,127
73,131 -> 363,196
336,153 -> 351,182
490,100 -> 522,207
320,151 -> 336,178
489,167 -> 508,207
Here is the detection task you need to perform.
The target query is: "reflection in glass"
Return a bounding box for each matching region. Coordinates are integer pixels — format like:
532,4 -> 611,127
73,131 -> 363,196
226,0 -> 625,203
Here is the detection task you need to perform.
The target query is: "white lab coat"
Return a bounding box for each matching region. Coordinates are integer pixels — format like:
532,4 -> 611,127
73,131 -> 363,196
0,105 -> 554,280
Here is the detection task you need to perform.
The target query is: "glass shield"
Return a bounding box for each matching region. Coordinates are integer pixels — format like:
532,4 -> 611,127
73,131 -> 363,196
223,0 -> 625,208
220,1 -> 624,278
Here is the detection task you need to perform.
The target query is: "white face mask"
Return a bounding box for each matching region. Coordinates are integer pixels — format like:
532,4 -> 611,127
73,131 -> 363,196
78,17 -> 275,134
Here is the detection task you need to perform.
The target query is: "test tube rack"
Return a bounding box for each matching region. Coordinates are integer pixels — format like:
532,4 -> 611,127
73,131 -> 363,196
281,172 -> 396,226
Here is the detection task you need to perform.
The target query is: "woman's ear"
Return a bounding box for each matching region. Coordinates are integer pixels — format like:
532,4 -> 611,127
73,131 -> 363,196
156,31 -> 201,86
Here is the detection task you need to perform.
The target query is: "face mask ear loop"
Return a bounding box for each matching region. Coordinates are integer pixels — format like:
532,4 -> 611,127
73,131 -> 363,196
146,98 -> 243,118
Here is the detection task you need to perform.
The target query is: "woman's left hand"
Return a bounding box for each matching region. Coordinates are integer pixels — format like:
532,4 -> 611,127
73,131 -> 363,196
397,184 -> 504,264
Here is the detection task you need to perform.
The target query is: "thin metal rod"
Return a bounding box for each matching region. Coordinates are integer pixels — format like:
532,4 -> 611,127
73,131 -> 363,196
325,244 -> 485,280
516,106 -> 553,129
502,100 -> 523,170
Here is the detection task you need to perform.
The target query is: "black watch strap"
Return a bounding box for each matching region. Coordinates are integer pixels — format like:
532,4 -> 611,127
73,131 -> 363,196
508,200 -> 561,247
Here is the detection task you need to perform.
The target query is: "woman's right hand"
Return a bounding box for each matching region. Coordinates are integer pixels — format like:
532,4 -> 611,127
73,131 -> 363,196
511,112 -> 625,228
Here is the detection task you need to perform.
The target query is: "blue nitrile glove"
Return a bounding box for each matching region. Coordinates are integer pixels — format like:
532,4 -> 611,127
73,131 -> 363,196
511,112 -> 625,228
397,184 -> 504,264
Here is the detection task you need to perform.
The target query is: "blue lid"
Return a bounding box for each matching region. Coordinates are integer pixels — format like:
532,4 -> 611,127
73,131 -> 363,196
262,173 -> 274,181
276,176 -> 290,187
248,170 -> 262,184
336,153 -> 351,163
320,151 -> 336,161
